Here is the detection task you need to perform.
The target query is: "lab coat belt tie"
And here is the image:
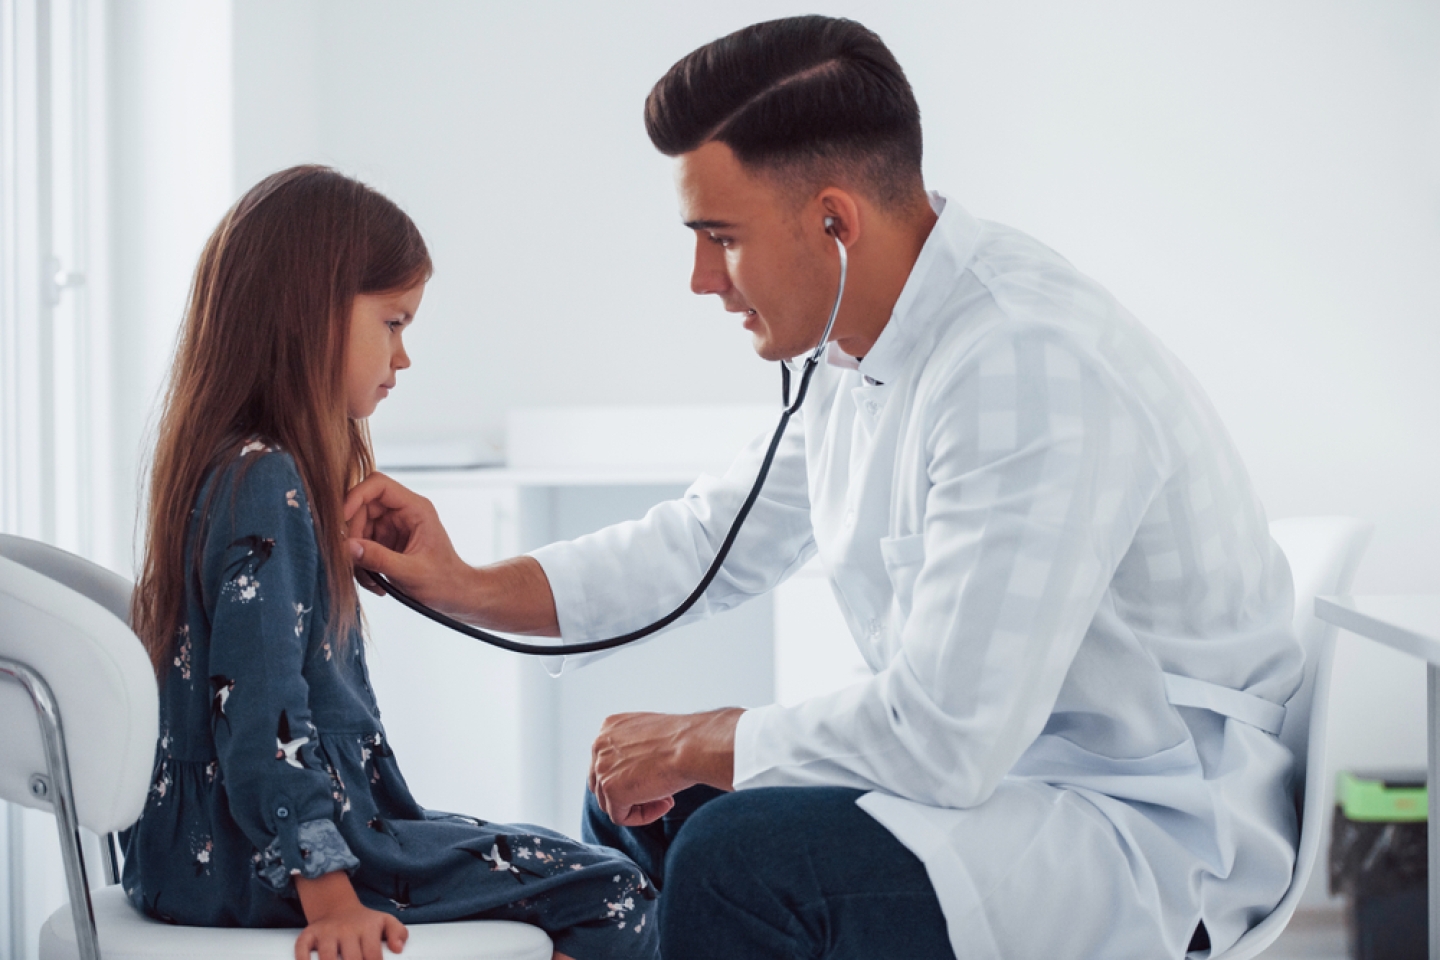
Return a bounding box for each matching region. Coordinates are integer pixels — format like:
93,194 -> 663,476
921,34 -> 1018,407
1161,673 -> 1286,736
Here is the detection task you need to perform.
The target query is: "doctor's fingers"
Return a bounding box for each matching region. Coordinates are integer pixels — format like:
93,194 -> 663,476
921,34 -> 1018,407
594,769 -> 675,826
367,509 -> 417,553
615,796 -> 675,827
343,474 -> 386,522
343,474 -> 439,538
590,745 -> 663,820
349,537 -> 422,583
343,471 -> 406,521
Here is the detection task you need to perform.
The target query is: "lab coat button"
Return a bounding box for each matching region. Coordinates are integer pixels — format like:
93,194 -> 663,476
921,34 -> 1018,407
844,509 -> 856,527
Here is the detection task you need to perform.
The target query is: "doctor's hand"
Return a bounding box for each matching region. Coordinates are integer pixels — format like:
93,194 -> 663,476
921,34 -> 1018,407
345,472 -> 562,636
343,472 -> 471,613
588,707 -> 744,827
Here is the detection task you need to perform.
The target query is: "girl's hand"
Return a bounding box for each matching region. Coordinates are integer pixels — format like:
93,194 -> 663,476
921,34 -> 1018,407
294,872 -> 407,960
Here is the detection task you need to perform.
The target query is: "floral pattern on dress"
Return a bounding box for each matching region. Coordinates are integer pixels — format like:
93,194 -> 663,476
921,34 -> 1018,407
221,534 -> 274,604
605,868 -> 657,932
359,732 -> 391,784
172,625 -> 192,681
190,834 -> 214,876
149,759 -> 172,804
323,756 -> 351,817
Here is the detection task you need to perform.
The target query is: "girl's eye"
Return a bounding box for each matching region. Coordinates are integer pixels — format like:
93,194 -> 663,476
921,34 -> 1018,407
386,320 -> 405,332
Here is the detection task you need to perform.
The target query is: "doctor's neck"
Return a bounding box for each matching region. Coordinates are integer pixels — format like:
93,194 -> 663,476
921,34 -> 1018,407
828,196 -> 938,361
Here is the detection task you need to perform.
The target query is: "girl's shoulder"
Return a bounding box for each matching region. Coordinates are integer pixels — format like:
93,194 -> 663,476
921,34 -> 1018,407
204,437 -> 308,505
197,437 -> 315,539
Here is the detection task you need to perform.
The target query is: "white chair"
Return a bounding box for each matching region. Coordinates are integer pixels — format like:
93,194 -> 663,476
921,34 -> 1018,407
1200,516 -> 1374,959
0,535 -> 552,960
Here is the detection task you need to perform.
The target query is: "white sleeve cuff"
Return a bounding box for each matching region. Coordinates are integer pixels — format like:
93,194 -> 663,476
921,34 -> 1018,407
529,541 -> 594,642
731,704 -> 781,790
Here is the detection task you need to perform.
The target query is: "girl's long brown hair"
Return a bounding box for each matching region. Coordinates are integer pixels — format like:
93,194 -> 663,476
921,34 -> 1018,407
132,166 -> 432,679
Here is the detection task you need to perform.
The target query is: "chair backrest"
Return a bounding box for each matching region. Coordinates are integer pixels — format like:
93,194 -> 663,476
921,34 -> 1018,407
0,534 -> 134,625
1268,517 -> 1373,784
0,553 -> 156,834
1208,516 -> 1372,959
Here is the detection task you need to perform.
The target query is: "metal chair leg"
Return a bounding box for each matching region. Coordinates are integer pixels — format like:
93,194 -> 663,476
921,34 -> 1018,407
0,655 -> 102,960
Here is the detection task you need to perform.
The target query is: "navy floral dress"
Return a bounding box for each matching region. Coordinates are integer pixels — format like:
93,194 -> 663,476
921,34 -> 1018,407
122,442 -> 658,959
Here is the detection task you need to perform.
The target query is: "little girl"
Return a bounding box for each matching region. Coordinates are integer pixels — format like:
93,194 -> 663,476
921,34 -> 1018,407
122,166 -> 658,960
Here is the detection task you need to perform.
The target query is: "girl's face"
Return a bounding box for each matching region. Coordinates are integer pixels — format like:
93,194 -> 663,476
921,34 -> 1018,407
345,282 -> 425,419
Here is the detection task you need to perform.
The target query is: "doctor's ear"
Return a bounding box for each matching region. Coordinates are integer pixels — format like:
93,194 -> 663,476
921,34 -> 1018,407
816,191 -> 861,247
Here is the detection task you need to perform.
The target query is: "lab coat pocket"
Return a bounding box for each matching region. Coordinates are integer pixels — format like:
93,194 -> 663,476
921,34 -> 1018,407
880,533 -> 926,622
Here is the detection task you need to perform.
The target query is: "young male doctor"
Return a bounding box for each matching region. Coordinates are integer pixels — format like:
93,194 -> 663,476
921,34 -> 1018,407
346,16 -> 1303,960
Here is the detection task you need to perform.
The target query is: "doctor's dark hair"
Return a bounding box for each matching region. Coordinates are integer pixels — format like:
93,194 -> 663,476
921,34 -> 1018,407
133,165 -> 432,680
644,16 -> 925,211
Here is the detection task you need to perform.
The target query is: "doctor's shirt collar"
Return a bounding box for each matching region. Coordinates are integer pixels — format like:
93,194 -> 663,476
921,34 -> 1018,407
828,192 -> 982,386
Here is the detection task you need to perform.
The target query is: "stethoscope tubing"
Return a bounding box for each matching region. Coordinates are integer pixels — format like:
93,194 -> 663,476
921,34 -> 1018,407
369,228 -> 848,656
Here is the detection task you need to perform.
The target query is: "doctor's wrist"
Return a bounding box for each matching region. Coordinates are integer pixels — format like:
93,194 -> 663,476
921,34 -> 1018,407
466,556 -> 561,637
676,707 -> 744,791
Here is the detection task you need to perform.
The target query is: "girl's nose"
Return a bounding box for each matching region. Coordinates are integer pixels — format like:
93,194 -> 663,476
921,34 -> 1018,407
394,339 -> 411,370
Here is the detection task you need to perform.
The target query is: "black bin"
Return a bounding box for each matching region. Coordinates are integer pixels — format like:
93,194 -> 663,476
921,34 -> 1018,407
1329,769 -> 1427,960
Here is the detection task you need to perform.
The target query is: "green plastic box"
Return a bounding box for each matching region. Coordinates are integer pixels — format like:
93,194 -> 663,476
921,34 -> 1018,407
1337,770 -> 1428,823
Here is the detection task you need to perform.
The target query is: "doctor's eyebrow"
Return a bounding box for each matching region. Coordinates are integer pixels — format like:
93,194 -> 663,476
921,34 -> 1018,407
684,219 -> 736,231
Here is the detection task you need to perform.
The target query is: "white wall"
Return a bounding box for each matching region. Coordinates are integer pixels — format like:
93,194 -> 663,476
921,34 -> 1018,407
108,0 -> 235,576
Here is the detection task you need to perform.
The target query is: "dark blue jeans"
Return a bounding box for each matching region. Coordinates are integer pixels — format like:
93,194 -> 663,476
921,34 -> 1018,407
582,785 -> 956,960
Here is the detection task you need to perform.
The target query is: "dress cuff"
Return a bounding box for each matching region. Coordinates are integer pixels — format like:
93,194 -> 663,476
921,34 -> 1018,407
254,819 -> 360,892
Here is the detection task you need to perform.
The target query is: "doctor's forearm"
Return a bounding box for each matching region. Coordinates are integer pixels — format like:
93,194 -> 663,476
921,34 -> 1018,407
462,556 -> 561,636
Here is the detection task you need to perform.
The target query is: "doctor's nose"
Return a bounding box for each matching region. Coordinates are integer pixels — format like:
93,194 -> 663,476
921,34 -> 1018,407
690,238 -> 730,297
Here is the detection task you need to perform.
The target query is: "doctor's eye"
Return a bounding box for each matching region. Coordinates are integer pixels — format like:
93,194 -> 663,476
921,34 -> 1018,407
705,232 -> 734,249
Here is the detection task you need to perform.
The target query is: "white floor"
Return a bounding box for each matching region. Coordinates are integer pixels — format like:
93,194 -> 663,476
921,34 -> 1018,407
1255,909 -> 1348,960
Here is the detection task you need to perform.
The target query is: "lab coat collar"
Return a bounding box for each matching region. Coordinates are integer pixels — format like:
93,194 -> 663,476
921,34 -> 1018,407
832,192 -> 983,386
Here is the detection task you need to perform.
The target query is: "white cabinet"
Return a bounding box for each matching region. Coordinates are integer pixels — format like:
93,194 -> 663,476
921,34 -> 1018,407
359,475 -> 528,823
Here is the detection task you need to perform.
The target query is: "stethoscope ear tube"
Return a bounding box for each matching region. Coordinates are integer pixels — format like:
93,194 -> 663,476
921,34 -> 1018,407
370,228 -> 848,656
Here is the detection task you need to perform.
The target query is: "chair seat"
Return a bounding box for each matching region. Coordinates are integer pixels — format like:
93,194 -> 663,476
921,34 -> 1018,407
39,886 -> 553,960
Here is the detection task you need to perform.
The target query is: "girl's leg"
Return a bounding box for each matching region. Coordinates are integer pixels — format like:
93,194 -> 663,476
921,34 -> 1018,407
472,832 -> 660,960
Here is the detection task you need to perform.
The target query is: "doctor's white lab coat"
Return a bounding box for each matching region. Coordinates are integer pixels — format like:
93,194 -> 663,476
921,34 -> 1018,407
531,194 -> 1303,960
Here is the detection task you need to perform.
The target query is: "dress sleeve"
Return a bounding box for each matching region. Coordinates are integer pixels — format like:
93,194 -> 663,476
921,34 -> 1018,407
200,447 -> 360,892
529,417 -> 815,669
734,327 -> 1168,809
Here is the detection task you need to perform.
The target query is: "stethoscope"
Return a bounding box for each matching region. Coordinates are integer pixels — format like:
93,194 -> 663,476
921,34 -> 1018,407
370,217 -> 848,655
